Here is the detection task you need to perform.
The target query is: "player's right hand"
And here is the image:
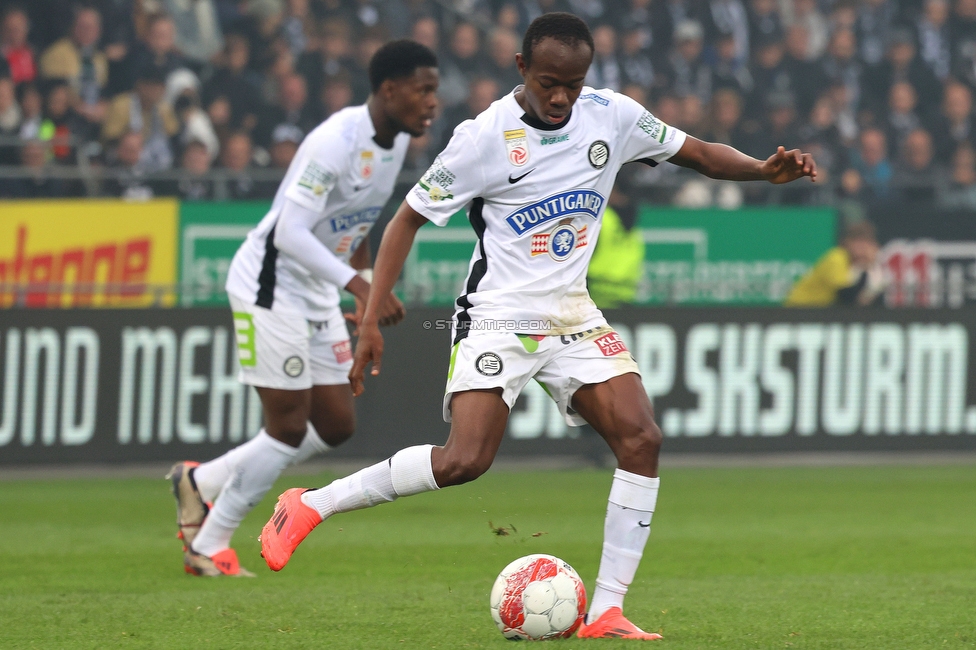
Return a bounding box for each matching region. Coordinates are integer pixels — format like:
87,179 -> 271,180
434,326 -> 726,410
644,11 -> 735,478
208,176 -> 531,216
378,292 -> 406,327
349,324 -> 384,397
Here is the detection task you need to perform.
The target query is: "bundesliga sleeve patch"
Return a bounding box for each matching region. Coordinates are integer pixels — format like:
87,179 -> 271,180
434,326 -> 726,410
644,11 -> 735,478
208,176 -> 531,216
504,128 -> 530,166
636,111 -> 673,144
296,161 -> 337,197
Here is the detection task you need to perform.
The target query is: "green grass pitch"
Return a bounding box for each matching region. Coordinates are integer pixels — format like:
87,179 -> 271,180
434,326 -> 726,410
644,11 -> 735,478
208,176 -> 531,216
1,464 -> 974,649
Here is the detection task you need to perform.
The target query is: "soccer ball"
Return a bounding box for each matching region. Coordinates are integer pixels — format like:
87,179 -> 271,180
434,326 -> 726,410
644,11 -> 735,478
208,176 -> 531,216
489,554 -> 587,640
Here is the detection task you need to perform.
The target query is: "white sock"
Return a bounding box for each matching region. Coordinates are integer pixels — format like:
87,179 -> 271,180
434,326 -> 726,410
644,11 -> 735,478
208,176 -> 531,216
192,424 -> 331,502
587,469 -> 660,622
302,444 -> 438,518
191,430 -> 298,557
292,422 -> 332,465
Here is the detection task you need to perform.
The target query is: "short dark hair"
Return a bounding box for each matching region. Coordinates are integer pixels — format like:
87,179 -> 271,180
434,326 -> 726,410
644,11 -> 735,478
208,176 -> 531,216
368,39 -> 438,92
521,12 -> 594,67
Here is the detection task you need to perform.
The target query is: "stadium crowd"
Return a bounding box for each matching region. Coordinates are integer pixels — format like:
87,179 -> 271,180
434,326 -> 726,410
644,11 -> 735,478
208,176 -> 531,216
1,0 -> 975,209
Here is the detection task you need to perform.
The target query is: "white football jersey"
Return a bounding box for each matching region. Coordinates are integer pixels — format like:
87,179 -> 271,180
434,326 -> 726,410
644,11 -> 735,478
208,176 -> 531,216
406,87 -> 686,341
226,105 -> 410,319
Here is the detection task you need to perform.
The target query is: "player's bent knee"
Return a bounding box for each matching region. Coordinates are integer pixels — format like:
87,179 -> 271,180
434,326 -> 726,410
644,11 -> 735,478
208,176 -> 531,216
617,421 -> 662,461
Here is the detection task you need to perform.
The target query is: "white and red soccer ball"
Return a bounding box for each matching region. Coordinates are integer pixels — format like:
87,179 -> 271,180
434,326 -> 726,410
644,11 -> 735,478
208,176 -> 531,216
489,554 -> 587,640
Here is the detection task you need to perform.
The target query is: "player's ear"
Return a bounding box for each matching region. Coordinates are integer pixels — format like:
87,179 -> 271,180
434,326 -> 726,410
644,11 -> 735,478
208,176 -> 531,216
515,52 -> 527,77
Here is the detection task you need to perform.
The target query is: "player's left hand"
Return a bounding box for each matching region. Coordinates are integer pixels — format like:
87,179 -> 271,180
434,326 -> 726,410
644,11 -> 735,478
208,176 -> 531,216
349,323 -> 384,397
377,292 -> 405,327
761,146 -> 817,184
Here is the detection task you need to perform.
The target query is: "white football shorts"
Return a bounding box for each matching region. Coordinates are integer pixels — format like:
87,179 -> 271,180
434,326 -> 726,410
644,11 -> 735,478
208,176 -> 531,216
228,294 -> 353,390
443,325 -> 640,426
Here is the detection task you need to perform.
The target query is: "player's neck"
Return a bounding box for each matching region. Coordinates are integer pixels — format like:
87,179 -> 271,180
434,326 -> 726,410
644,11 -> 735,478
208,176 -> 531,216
366,97 -> 397,149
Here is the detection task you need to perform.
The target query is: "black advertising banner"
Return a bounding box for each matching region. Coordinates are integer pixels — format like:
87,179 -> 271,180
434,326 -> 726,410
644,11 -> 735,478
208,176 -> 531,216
1,307 -> 975,465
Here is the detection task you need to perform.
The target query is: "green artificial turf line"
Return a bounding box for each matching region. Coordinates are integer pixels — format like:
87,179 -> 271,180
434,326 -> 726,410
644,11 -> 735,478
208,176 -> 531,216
1,465 -> 974,649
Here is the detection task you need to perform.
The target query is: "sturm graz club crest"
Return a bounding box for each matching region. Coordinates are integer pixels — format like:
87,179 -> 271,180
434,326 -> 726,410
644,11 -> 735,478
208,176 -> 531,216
475,352 -> 503,376
283,356 -> 304,377
588,140 -> 609,168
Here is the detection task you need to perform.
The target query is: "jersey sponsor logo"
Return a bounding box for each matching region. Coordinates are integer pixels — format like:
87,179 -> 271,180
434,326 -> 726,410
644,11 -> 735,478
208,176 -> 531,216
506,190 -> 605,236
540,134 -> 569,145
588,140 -> 610,169
579,92 -> 609,106
330,206 -> 382,233
360,150 -> 374,178
530,222 -> 588,261
636,110 -> 670,144
504,128 -> 530,167
418,156 -> 457,201
332,340 -> 353,364
475,352 -> 503,376
594,331 -> 628,356
283,355 -> 305,377
297,161 -> 337,196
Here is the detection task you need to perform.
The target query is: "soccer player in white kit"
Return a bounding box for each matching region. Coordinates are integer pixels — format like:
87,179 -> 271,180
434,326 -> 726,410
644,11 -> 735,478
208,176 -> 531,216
166,40 -> 439,577
260,13 -> 816,636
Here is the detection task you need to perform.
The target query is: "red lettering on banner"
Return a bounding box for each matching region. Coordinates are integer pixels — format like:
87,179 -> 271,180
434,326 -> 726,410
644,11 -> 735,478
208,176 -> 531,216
594,332 -> 628,356
332,340 -> 353,364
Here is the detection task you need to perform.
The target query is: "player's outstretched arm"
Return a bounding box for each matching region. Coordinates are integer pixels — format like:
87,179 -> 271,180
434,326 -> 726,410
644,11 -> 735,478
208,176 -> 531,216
669,137 -> 817,184
349,202 -> 429,396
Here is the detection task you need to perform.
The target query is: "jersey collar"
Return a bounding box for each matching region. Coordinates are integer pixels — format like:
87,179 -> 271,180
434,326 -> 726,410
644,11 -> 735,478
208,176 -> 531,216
505,86 -> 574,132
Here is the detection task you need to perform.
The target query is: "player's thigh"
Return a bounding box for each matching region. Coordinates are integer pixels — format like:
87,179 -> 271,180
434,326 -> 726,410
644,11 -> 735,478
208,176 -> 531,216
308,383 -> 356,446
432,388 -> 511,486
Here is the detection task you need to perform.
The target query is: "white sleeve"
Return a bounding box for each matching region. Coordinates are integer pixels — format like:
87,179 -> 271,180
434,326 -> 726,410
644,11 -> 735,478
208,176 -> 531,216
274,198 -> 358,289
616,94 -> 687,165
283,133 -> 343,212
405,126 -> 486,227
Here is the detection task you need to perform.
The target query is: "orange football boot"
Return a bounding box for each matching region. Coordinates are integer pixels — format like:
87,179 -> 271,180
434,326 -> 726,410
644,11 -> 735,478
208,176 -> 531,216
577,607 -> 663,640
184,548 -> 255,577
260,488 -> 323,571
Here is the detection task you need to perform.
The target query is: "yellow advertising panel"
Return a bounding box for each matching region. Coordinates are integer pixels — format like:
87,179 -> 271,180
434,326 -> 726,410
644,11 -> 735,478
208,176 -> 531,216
0,199 -> 178,307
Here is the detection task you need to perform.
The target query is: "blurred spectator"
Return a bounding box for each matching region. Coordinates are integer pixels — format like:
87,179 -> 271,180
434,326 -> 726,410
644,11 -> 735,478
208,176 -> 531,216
885,81 -> 923,153
916,0 -> 952,80
704,0 -> 750,63
39,6 -> 108,127
937,143 -> 976,208
797,94 -> 843,174
894,128 -> 939,203
320,72 -> 353,118
610,0 -> 654,58
281,0 -> 313,58
856,0 -> 897,66
269,123 -> 302,168
296,19 -> 353,107
711,31 -> 752,97
348,27 -> 387,104
114,15 -> 190,96
703,87 -> 747,148
2,7 -> 35,83
783,25 -> 828,116
204,34 -> 263,134
585,24 -> 621,91
174,91 -> 220,161
862,28 -> 940,124
849,127 -> 893,199
257,72 -> 316,148
787,0 -> 829,59
821,28 -> 862,115
0,74 -> 21,164
173,139 -> 214,201
102,65 -> 179,171
39,79 -> 86,163
785,220 -> 885,307
676,93 -> 706,137
105,131 -> 154,200
220,131 -> 259,199
619,25 -> 655,90
746,32 -> 791,117
410,15 -> 439,53
663,20 -> 711,102
2,139 -> 79,197
748,0 -> 782,48
164,0 -> 224,63
439,22 -> 486,109
932,80 -> 976,159
16,80 -> 41,140
485,28 -> 522,93
439,77 -> 499,151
